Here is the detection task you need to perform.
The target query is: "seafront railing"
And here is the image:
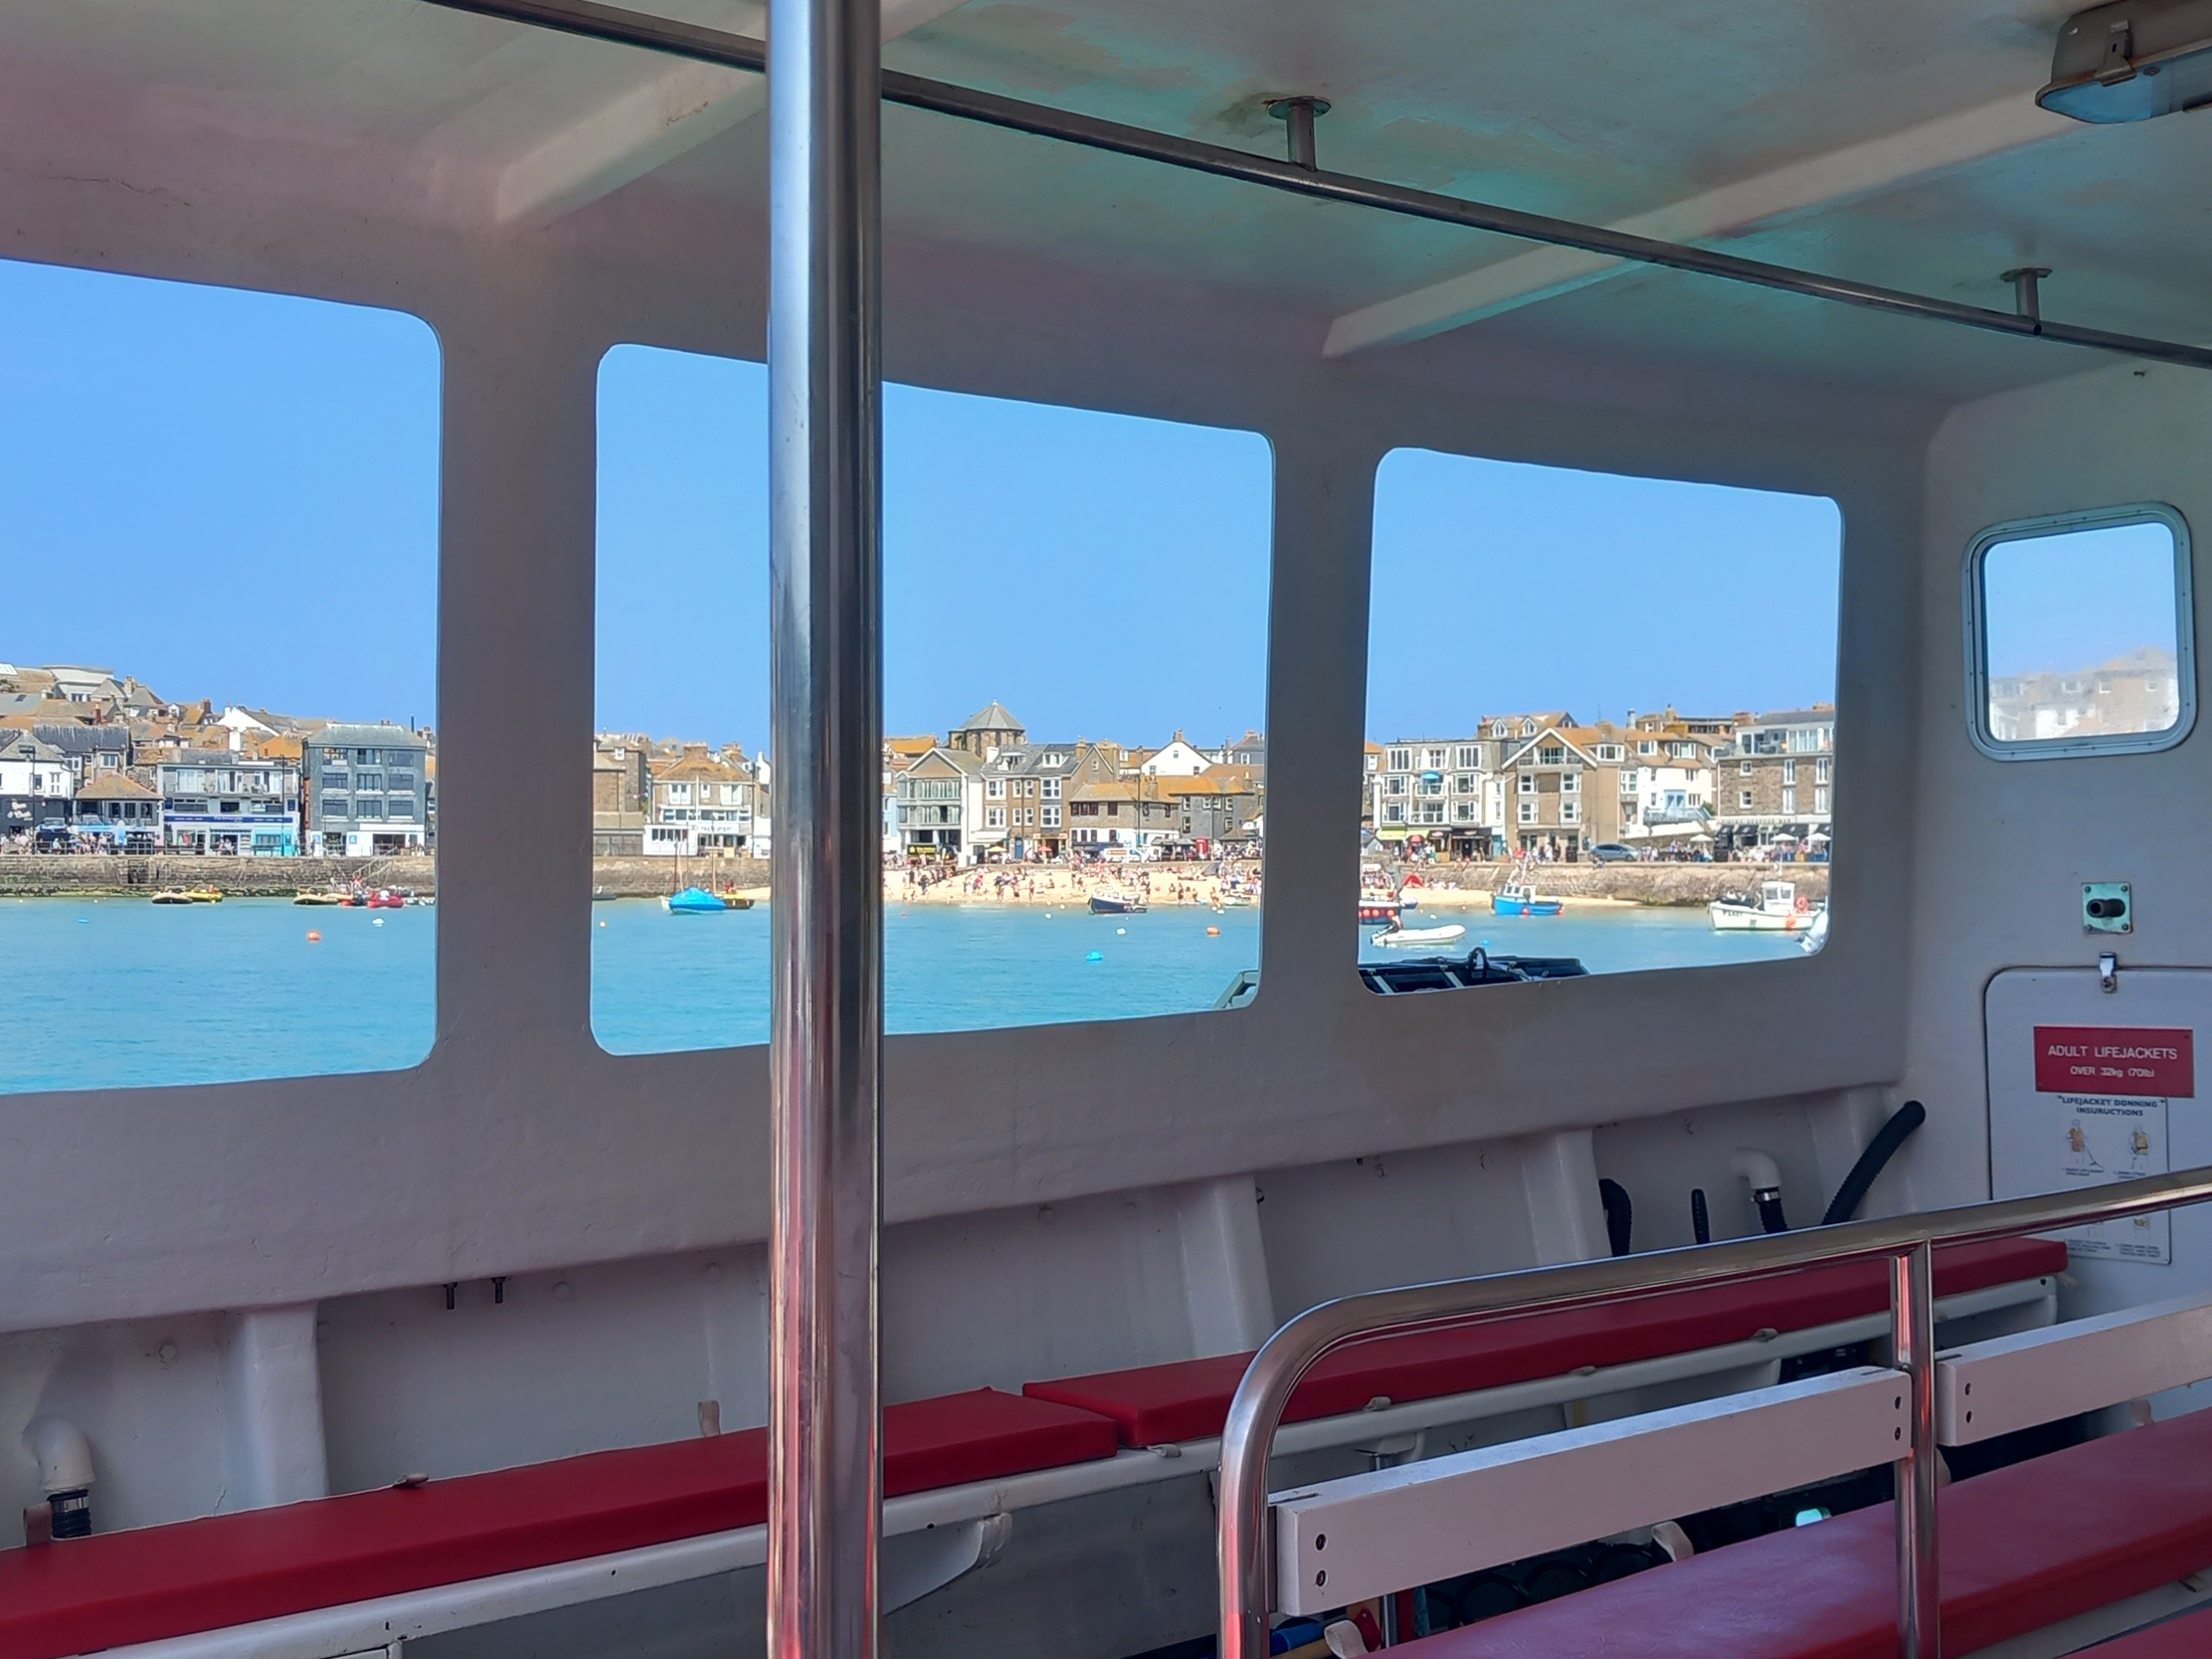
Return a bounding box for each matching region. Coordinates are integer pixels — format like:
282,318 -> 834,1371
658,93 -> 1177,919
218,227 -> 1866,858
1215,1161 -> 2212,1659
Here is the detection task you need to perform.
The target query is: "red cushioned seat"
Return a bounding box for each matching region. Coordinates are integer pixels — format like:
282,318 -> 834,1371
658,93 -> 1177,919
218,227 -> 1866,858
2083,1604 -> 2212,1657
1025,1239 -> 2064,1446
1393,1406 -> 2212,1659
0,1386 -> 1116,1659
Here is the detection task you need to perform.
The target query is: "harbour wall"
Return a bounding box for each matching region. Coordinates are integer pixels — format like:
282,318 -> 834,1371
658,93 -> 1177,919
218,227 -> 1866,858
0,853 -> 440,898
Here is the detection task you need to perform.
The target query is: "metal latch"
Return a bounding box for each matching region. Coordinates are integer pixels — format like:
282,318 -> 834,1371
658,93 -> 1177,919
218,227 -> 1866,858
2099,952 -> 2119,994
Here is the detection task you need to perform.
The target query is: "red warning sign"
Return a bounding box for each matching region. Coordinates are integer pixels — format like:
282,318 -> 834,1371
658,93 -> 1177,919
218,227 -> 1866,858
2034,1025 -> 2195,1097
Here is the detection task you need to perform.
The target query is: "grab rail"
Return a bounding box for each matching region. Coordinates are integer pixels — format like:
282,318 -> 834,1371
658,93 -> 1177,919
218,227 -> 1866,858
1217,1161 -> 2212,1659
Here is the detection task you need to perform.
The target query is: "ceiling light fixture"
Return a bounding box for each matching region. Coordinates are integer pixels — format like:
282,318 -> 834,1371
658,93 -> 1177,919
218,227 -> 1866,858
2039,0 -> 2212,121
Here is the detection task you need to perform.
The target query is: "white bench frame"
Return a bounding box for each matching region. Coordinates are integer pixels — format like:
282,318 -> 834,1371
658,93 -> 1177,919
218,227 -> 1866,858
77,1274 -> 2050,1659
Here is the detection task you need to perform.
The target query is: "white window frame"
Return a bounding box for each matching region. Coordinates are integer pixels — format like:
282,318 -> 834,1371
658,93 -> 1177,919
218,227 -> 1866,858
1962,502 -> 2197,762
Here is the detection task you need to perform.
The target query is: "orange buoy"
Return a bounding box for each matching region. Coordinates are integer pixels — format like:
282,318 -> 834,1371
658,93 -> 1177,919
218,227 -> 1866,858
306,930 -> 322,942
1205,925 -> 1221,936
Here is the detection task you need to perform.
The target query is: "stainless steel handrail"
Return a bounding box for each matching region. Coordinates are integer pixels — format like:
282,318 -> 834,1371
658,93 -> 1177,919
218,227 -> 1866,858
1217,1162 -> 2212,1659
417,0 -> 2212,375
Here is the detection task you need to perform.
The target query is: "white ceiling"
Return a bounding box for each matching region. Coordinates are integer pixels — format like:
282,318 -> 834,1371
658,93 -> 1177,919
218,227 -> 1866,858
2,0 -> 2205,400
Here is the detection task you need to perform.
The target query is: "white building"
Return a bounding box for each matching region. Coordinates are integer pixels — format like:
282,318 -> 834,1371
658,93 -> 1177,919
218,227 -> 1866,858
1137,736 -> 1210,777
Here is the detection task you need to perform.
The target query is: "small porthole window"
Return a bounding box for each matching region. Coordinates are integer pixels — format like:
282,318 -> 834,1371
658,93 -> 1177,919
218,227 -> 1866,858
1964,505 -> 2195,761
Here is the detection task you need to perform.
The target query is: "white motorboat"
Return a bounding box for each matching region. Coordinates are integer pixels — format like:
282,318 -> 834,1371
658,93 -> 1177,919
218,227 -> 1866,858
1709,879 -> 1820,932
1372,921 -> 1468,948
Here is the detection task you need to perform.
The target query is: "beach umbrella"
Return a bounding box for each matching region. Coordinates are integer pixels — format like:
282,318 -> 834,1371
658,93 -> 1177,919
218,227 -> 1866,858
1770,831 -> 1799,843
1691,832 -> 1714,843
1807,830 -> 1831,843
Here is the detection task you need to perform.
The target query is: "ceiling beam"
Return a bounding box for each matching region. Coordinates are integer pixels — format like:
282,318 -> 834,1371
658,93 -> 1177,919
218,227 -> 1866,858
490,0 -> 968,228
1322,92 -> 2075,357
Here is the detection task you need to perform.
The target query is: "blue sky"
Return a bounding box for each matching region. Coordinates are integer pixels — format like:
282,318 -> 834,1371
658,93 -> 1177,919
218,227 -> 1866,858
1982,519 -> 2178,678
1369,449 -> 1843,736
596,345 -> 1273,755
5,264 -> 1865,753
0,259 -> 441,725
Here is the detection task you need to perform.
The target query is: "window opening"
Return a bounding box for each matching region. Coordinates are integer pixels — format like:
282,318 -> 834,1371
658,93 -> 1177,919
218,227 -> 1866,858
0,261 -> 439,1094
1964,506 -> 2194,760
592,346 -> 1271,1053
1366,448 -> 1840,981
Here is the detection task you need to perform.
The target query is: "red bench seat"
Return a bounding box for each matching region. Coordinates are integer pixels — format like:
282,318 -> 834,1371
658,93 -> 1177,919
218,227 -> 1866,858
1395,1405 -> 2212,1659
0,1387 -> 1118,1659
1024,1238 -> 2064,1446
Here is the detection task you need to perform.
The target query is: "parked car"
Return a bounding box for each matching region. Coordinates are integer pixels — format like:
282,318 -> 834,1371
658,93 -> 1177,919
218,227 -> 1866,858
1589,842 -> 1637,863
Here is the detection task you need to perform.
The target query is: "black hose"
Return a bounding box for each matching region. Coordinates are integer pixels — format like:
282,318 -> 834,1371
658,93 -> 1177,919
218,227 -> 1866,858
1822,1100 -> 1928,1227
1599,1179 -> 1633,1257
1753,1191 -> 1789,1234
1691,1188 -> 1711,1245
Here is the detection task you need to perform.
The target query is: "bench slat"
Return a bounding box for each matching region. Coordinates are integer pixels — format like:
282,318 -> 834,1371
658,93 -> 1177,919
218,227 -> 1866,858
1392,1406 -> 2212,1659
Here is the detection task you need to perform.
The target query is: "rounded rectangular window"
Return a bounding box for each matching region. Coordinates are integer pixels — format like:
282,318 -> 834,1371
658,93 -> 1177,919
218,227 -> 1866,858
1965,506 -> 2195,760
591,345 -> 1272,1054
0,260 -> 441,1094
1363,448 -> 1842,984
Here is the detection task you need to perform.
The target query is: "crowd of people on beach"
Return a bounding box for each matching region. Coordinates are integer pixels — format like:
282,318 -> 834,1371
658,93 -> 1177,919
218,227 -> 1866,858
887,856 -> 1263,909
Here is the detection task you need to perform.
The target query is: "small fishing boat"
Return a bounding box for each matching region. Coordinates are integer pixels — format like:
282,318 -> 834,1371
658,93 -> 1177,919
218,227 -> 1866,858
1709,879 -> 1818,932
663,886 -> 736,914
1493,880 -> 1563,917
1357,893 -> 1401,923
1089,891 -> 1146,915
1372,921 -> 1468,948
149,889 -> 196,905
293,890 -> 348,906
181,888 -> 223,904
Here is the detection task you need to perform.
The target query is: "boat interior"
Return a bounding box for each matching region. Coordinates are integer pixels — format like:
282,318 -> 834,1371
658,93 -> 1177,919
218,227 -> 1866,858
14,0 -> 2212,1655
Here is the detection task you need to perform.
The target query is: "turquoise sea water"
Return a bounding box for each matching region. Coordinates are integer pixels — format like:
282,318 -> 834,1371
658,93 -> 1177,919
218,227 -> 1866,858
0,896 -> 1806,1092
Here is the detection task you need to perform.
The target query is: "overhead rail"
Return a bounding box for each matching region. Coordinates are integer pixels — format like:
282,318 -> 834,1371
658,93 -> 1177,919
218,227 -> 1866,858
1213,1159 -> 2212,1659
417,0 -> 2212,373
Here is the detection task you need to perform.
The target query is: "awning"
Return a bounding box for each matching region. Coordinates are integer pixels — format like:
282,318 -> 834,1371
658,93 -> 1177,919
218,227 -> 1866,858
1374,828 -> 1411,840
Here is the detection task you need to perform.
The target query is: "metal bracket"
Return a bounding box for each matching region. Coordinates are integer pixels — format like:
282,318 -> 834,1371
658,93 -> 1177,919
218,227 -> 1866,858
2100,952 -> 2120,994
881,1512 -> 1013,1612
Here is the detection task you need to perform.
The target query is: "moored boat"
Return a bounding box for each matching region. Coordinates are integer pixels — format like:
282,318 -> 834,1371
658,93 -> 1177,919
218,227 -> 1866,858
149,889 -> 196,905
1372,921 -> 1468,948
662,885 -> 738,913
293,890 -> 347,906
1493,879 -> 1563,917
1088,891 -> 1146,914
1709,879 -> 1819,932
1357,893 -> 1401,923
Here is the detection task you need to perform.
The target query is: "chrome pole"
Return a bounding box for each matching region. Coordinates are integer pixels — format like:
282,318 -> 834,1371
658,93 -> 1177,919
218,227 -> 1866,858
766,0 -> 883,1643
1892,1241 -> 1941,1659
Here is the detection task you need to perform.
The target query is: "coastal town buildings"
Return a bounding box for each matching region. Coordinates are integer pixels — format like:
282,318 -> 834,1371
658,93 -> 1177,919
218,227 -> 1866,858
5,655 -> 1838,866
304,724 -> 430,856
983,742 -> 1079,859
1372,735 -> 1503,858
645,743 -> 762,857
154,751 -> 302,854
0,732 -> 74,836
1715,705 -> 1835,855
1987,647 -> 2179,742
72,773 -> 160,846
947,701 -> 1023,758
894,746 -> 979,860
592,735 -> 653,856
